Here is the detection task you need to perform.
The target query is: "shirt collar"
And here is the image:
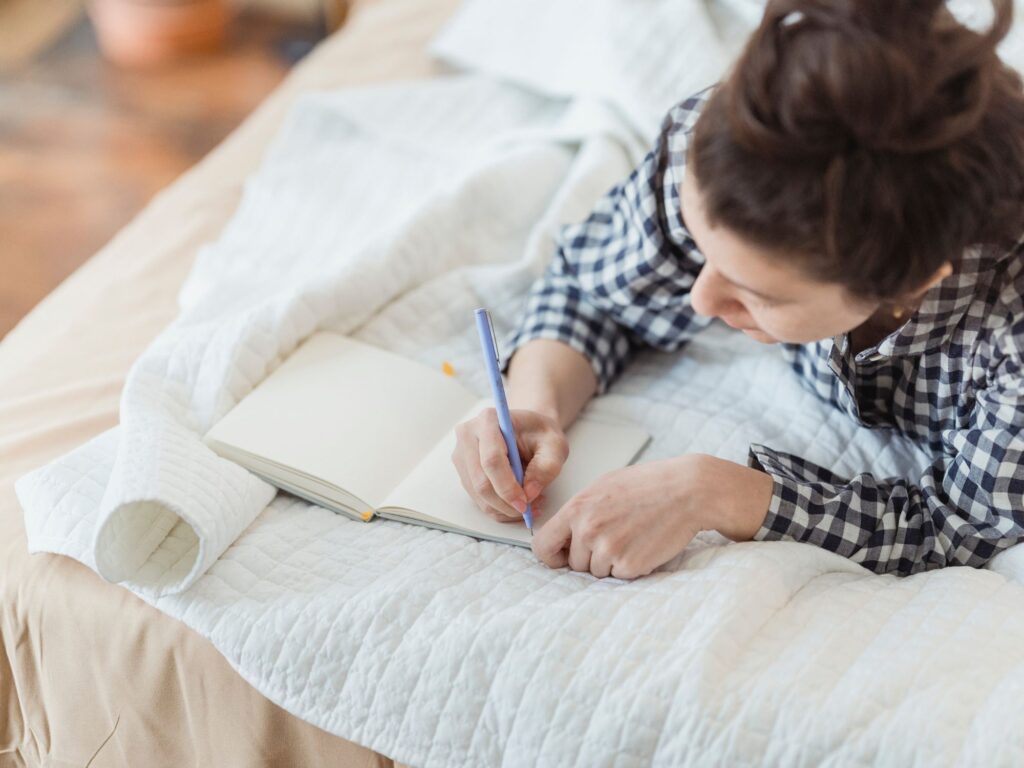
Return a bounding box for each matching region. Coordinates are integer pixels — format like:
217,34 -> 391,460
850,244 -> 996,362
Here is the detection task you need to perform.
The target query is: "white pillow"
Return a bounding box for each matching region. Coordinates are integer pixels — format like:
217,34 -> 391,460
431,0 -> 1024,146
429,0 -> 761,143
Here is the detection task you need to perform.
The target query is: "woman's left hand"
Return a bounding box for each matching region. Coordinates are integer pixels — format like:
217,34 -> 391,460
531,454 -> 774,579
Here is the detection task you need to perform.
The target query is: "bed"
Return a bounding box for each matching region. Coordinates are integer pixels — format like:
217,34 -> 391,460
0,0 -> 454,764
8,1 -> 1024,766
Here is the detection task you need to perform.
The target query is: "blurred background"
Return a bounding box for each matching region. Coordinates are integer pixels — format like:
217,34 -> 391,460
0,0 -> 349,339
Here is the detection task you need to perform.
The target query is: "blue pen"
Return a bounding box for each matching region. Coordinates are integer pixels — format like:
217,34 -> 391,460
474,307 -> 533,531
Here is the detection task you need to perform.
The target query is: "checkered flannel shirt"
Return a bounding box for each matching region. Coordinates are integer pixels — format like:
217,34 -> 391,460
499,87 -> 1024,576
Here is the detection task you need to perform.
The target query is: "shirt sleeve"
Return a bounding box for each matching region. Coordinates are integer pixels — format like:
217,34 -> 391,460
499,92 -> 714,395
748,351 -> 1024,576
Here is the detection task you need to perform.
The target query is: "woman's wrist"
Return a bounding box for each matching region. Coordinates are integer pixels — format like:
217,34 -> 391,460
505,340 -> 597,430
507,390 -> 563,427
683,455 -> 774,541
506,361 -> 558,418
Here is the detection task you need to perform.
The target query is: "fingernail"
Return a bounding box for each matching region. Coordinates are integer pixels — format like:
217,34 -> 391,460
514,499 -> 527,514
524,481 -> 541,500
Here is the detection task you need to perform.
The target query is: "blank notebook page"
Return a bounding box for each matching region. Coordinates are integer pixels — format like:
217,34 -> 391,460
204,332 -> 482,507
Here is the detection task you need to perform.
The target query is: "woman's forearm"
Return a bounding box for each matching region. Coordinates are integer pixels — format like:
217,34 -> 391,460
506,339 -> 598,430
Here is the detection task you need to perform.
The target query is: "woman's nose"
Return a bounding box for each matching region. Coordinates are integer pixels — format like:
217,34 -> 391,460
690,265 -> 733,318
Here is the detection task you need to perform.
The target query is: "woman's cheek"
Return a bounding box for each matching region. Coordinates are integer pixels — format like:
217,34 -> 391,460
754,309 -> 824,344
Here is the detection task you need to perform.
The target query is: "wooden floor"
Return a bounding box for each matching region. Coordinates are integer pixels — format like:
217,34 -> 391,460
0,8 -> 325,339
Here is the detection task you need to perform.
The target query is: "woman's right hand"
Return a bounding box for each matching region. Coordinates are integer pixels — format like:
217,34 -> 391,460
451,407 -> 569,523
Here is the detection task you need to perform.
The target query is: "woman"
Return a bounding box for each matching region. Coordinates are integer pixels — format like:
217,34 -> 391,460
451,0 -> 1024,579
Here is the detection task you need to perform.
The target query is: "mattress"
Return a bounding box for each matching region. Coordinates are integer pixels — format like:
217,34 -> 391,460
0,0 -> 458,765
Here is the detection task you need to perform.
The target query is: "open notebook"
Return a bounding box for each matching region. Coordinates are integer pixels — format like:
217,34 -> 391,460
203,331 -> 651,547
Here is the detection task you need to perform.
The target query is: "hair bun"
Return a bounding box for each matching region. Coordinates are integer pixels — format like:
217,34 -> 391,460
727,0 -> 1014,157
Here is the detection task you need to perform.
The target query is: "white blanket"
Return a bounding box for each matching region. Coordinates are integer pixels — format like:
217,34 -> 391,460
16,2 -> 1024,765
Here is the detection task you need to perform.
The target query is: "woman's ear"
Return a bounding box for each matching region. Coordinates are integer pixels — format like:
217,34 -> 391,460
912,262 -> 954,297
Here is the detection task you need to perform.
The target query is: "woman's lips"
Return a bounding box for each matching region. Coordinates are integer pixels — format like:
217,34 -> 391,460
723,317 -> 757,331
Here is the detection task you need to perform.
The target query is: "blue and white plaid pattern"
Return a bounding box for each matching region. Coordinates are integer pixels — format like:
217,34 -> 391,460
501,88 -> 1024,576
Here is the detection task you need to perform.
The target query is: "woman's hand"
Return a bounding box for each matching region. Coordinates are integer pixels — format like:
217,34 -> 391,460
451,407 -> 569,522
531,454 -> 774,579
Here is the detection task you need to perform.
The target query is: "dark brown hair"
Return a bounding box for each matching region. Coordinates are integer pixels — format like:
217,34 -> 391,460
690,0 -> 1024,299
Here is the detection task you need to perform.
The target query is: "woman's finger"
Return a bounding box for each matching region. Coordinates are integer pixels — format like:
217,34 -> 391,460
477,420 -> 528,512
456,435 -> 521,519
589,547 -> 613,579
484,504 -> 523,523
532,505 -> 572,568
567,526 -> 592,573
522,432 -> 569,500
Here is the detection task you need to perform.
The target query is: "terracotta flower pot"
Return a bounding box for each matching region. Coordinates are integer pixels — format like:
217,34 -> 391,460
87,0 -> 231,67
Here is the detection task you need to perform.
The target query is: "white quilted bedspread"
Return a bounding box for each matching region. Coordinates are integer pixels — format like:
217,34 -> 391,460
16,2 -> 1024,765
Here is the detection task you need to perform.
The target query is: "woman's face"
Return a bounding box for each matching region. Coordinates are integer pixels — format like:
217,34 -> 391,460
680,168 -> 878,344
